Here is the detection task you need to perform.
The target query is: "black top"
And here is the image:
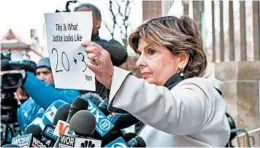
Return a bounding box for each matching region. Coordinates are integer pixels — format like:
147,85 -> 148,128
91,31 -> 128,67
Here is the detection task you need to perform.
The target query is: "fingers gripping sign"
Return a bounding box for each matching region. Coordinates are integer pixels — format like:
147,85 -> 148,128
81,41 -> 114,89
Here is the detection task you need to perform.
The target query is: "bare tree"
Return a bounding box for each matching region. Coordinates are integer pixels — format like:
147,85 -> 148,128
104,0 -> 141,78
103,0 -> 132,47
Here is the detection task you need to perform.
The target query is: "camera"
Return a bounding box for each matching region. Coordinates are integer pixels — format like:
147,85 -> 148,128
1,54 -> 37,91
1,53 -> 37,145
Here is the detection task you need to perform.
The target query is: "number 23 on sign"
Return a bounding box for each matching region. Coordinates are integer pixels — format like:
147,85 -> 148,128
52,48 -> 87,73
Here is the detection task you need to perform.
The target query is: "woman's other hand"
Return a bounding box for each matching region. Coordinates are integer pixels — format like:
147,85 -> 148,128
82,41 -> 114,89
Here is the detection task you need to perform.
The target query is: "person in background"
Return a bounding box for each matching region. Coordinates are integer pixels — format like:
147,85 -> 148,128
82,15 -> 230,147
74,3 -> 128,66
16,57 -> 80,131
74,3 -> 128,99
74,3 -> 142,145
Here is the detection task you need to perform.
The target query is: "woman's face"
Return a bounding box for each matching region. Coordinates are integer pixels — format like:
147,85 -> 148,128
136,37 -> 181,86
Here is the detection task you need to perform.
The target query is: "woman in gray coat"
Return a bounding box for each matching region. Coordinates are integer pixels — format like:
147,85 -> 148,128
82,15 -> 230,147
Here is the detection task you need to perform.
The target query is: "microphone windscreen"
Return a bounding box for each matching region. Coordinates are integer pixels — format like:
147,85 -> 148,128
66,97 -> 88,122
2,144 -> 20,147
53,104 -> 71,125
42,100 -> 67,126
81,92 -> 102,105
122,132 -> 137,142
72,97 -> 88,109
134,137 -> 146,147
69,110 -> 96,136
25,124 -> 42,138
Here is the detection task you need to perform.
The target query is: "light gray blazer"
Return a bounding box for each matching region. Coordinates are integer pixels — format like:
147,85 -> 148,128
109,67 -> 230,147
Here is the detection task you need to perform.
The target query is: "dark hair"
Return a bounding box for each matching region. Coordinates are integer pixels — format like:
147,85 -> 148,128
129,15 -> 207,79
74,3 -> 102,21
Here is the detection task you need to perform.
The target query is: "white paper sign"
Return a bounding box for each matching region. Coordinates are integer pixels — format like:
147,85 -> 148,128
44,12 -> 95,91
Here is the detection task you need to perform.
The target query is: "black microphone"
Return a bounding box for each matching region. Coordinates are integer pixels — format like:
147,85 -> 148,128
128,136 -> 146,147
41,124 -> 58,147
122,132 -> 137,142
47,104 -> 70,146
25,124 -> 42,139
53,104 -> 71,125
122,132 -> 146,147
42,103 -> 70,146
69,110 -> 96,136
81,92 -> 138,144
56,110 -> 102,147
82,93 -> 140,130
104,132 -> 146,147
53,98 -> 88,147
25,124 -> 52,147
66,97 -> 88,123
98,99 -> 110,115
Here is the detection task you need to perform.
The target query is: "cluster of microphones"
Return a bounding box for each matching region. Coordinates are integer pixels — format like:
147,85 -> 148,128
3,93 -> 146,148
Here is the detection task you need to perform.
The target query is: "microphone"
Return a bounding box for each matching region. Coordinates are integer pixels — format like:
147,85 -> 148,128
57,110 -> 101,147
53,104 -> 71,125
104,133 -> 146,147
98,99 -> 109,115
48,103 -> 70,144
53,98 -> 88,147
42,100 -> 68,127
11,133 -> 47,148
26,100 -> 67,132
127,136 -> 146,147
82,93 -> 110,115
122,133 -> 137,142
82,93 -> 118,137
25,124 -> 53,147
66,97 -> 89,123
81,93 -> 121,124
69,110 -> 96,136
25,124 -> 42,139
82,94 -> 139,130
53,98 -> 88,136
41,124 -> 58,147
